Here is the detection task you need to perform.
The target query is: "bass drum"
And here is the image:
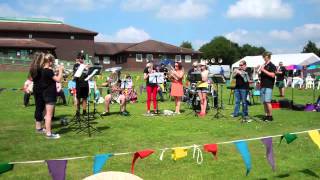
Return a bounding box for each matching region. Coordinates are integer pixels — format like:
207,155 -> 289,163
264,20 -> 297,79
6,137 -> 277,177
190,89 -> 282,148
191,95 -> 210,112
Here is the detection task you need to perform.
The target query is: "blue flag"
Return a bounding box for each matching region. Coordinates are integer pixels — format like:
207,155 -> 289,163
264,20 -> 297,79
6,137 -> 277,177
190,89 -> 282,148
93,154 -> 113,174
234,141 -> 251,176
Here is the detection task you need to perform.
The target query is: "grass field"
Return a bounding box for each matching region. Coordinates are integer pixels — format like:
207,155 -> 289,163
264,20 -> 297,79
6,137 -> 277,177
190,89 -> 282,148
0,71 -> 319,180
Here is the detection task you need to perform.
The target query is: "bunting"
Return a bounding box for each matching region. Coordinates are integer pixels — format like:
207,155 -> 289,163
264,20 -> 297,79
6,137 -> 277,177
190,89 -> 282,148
131,149 -> 154,174
280,133 -> 298,144
308,130 -> 320,149
261,137 -> 275,171
172,148 -> 188,161
46,160 -> 67,180
203,144 -> 218,160
0,163 -> 14,174
93,154 -> 113,174
234,141 -> 251,176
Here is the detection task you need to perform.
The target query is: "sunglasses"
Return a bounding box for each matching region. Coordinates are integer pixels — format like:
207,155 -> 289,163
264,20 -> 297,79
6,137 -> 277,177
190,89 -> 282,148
239,64 -> 244,66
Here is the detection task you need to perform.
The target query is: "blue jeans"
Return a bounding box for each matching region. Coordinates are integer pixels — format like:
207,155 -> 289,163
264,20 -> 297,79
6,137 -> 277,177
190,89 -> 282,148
233,89 -> 248,117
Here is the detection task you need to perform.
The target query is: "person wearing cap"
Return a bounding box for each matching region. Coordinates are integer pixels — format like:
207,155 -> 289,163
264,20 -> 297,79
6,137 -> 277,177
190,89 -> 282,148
197,60 -> 209,117
275,61 -> 287,97
259,52 -> 276,121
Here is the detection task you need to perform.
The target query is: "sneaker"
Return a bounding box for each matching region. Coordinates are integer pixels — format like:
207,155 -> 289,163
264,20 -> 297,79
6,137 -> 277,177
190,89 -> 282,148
36,128 -> 46,134
46,133 -> 60,139
101,112 -> 110,116
82,110 -> 87,116
121,111 -> 129,116
267,116 -> 274,121
261,116 -> 268,121
230,114 -> 238,118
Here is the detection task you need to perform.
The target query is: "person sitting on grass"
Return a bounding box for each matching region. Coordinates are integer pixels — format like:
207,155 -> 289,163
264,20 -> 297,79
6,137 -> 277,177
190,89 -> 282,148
101,79 -> 129,116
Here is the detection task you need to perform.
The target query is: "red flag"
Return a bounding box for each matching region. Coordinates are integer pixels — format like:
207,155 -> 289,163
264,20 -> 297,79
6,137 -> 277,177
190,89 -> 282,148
131,149 -> 154,174
204,144 -> 218,160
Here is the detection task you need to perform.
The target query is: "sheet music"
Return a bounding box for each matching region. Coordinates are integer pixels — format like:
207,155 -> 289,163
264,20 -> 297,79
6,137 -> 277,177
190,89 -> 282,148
149,72 -> 164,84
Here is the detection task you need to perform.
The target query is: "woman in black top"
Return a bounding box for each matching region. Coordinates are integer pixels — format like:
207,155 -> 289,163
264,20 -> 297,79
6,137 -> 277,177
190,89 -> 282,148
40,53 -> 64,139
29,52 -> 46,132
144,63 -> 158,114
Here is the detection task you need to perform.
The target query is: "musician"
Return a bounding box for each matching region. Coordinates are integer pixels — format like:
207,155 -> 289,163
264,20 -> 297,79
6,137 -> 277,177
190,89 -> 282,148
170,62 -> 184,114
187,61 -> 199,83
73,54 -> 89,115
144,63 -> 158,114
40,53 -> 64,139
231,60 -> 250,121
275,61 -> 287,97
259,52 -> 276,121
101,79 -> 129,116
197,61 -> 209,117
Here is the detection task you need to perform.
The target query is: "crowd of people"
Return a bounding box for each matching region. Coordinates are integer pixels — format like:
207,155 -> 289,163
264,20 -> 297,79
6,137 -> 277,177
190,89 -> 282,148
27,49 -> 315,139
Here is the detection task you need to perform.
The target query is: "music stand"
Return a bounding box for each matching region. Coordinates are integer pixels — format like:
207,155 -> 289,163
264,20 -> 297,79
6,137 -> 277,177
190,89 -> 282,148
190,72 -> 202,82
210,75 -> 226,119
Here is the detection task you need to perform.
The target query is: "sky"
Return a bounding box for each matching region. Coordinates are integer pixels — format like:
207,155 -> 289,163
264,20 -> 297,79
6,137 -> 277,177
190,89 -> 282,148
1,0 -> 320,54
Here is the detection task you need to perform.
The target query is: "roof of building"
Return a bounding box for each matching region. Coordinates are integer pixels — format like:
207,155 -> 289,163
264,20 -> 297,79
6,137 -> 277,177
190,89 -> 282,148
95,42 -> 137,55
95,40 -> 201,55
0,17 -> 98,35
0,38 -> 56,49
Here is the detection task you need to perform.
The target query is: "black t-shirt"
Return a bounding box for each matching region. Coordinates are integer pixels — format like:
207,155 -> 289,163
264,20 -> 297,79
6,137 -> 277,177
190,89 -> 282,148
144,67 -> 157,87
276,66 -> 286,81
235,69 -> 250,89
73,63 -> 89,88
40,68 -> 56,99
32,69 -> 42,94
260,62 -> 276,88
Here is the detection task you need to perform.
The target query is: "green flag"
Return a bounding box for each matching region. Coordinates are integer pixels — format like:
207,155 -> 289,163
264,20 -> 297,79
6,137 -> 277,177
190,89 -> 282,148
0,162 -> 14,174
280,133 -> 298,144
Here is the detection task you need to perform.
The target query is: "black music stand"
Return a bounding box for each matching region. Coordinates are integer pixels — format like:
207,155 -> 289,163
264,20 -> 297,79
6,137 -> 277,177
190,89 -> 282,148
211,75 -> 225,119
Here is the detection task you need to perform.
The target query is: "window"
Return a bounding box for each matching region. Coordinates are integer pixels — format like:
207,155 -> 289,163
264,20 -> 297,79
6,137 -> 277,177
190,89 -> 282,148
175,55 -> 182,62
136,54 -> 143,62
185,55 -> 192,63
28,34 -> 32,39
103,56 -> 110,64
146,54 -> 153,62
70,35 -> 75,40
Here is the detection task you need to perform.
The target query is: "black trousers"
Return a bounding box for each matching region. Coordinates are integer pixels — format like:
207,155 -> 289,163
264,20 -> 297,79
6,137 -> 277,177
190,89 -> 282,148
24,93 -> 31,106
34,92 -> 45,122
57,91 -> 66,104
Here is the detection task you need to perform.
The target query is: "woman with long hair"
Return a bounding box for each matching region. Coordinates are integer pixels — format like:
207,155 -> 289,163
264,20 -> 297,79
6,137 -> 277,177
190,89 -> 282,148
40,53 -> 64,139
170,62 -> 184,114
197,61 -> 209,117
144,63 -> 158,114
29,52 -> 46,132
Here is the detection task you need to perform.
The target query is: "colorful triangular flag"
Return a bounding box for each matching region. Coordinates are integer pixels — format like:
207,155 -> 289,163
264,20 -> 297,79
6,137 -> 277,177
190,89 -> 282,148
308,130 -> 320,149
172,148 -> 188,161
261,137 -> 275,171
46,160 -> 67,180
234,141 -> 251,176
0,162 -> 14,174
203,144 -> 218,160
93,154 -> 113,174
131,149 -> 154,174
280,133 -> 297,144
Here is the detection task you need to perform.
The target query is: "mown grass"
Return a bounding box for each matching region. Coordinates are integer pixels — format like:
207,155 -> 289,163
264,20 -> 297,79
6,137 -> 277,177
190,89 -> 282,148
0,71 -> 319,180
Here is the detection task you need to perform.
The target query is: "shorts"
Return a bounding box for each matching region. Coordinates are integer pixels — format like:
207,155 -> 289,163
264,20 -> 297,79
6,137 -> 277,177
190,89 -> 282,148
276,81 -> 285,88
197,87 -> 209,93
260,88 -> 273,103
76,86 -> 89,99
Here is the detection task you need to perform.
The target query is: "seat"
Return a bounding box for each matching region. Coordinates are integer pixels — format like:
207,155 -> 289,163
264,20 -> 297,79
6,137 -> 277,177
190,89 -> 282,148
305,75 -> 315,89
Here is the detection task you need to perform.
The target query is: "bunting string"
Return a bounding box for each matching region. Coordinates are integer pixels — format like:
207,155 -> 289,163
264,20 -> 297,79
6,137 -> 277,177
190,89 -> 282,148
7,128 -> 320,165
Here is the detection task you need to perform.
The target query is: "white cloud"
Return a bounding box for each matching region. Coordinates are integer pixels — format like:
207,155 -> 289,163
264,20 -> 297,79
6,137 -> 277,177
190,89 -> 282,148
95,26 -> 151,43
224,24 -> 320,53
157,0 -> 209,20
227,0 -> 293,19
0,3 -> 21,17
121,0 -> 162,11
192,39 -> 209,50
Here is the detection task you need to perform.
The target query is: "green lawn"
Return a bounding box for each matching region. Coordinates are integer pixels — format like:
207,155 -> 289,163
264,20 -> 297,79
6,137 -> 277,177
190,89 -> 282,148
0,71 -> 319,180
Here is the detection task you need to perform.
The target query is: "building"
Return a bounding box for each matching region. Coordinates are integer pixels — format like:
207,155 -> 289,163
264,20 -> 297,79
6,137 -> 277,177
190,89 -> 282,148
0,17 -> 97,61
94,40 -> 201,70
0,17 -> 201,71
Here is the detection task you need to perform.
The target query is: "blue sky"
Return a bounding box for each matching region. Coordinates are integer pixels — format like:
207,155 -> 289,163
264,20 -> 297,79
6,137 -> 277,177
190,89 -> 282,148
1,0 -> 320,53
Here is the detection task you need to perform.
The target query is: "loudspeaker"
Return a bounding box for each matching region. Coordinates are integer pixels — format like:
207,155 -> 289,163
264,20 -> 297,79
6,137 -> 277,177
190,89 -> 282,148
279,99 -> 292,108
292,104 -> 305,111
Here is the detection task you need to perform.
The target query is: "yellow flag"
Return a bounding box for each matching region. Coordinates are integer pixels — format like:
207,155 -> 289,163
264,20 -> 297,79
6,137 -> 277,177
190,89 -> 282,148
308,130 -> 320,149
172,148 -> 188,161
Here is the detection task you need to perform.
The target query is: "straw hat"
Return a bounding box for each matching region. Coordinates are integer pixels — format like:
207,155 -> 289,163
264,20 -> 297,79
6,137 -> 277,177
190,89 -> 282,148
192,61 -> 198,67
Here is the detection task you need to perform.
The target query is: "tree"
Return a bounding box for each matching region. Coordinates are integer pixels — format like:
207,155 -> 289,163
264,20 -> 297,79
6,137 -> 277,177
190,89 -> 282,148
199,36 -> 241,65
180,41 -> 193,50
239,44 -> 266,57
302,40 -> 319,56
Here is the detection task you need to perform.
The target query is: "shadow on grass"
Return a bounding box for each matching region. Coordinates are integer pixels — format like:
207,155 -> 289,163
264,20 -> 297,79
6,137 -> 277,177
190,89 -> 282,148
275,173 -> 290,178
299,169 -> 319,178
